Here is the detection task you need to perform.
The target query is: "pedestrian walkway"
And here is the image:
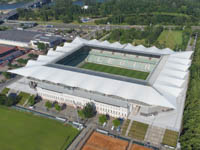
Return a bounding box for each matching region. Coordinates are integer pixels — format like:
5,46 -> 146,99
68,124 -> 95,150
127,139 -> 133,150
125,120 -> 133,136
144,125 -> 165,147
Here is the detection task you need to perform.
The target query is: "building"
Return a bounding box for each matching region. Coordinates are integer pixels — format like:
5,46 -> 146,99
8,37 -> 193,122
0,29 -> 63,48
0,45 -> 24,65
30,34 -> 63,49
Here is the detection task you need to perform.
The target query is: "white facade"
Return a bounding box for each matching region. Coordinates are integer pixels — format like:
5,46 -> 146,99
37,87 -> 129,118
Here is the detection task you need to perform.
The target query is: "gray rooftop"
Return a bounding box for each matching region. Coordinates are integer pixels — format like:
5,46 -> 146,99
37,81 -> 129,108
0,29 -> 40,43
33,34 -> 63,43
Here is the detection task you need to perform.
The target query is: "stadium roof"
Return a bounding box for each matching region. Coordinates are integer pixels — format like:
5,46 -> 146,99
8,37 -> 193,109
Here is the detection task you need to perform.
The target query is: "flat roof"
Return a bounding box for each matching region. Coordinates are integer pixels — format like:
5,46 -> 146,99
0,30 -> 40,43
0,45 -> 15,55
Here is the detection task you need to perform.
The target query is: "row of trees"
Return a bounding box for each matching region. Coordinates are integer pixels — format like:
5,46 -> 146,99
106,26 -> 163,46
180,32 -> 200,149
45,101 -> 62,111
17,0 -> 200,25
0,93 -> 20,107
99,114 -> 120,127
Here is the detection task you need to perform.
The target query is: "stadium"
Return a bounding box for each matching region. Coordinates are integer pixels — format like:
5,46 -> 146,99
9,37 -> 193,123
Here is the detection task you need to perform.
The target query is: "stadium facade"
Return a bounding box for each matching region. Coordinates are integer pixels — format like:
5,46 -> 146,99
9,37 -> 193,119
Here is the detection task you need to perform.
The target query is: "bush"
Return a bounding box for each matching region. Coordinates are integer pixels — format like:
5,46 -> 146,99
54,103 -> 61,111
45,101 -> 52,109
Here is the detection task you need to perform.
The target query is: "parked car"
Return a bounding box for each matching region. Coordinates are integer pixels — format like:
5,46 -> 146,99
116,126 -> 121,132
103,122 -> 107,128
111,126 -> 114,131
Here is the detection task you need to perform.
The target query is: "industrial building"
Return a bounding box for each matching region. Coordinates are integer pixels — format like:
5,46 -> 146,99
0,29 -> 63,49
0,45 -> 24,66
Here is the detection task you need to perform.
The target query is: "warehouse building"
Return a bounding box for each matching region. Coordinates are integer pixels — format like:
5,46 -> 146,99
0,29 -> 63,49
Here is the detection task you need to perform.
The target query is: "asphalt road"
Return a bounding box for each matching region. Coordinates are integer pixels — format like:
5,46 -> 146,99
0,76 -> 22,92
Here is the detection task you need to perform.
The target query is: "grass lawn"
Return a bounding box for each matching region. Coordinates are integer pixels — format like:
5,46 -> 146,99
133,39 -> 146,46
162,129 -> 179,147
0,106 -> 79,150
18,92 -> 31,105
156,30 -> 183,50
1,88 -> 10,95
128,121 -> 149,141
80,63 -> 149,80
121,119 -> 130,136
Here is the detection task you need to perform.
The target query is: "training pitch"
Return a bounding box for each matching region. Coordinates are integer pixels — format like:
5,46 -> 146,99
0,106 -> 79,150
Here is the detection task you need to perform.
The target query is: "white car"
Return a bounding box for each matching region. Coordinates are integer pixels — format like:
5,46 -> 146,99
103,122 -> 107,127
111,126 -> 114,131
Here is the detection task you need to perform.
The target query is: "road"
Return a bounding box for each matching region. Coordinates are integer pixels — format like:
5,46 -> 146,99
0,76 -> 22,92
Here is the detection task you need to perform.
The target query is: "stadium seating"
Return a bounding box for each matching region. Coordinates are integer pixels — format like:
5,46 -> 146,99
56,48 -> 158,72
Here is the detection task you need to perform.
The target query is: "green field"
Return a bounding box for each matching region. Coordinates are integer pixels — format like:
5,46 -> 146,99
128,121 -> 149,141
80,63 -> 149,80
162,129 -> 179,147
0,106 -> 79,150
156,30 -> 183,50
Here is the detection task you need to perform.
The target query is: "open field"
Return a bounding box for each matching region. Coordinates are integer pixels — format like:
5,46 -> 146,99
82,132 -> 129,150
128,121 -> 149,141
156,30 -> 183,50
162,129 -> 179,147
0,106 -> 79,150
80,62 -> 149,80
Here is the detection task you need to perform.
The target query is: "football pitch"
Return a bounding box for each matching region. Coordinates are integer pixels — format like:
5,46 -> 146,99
0,106 -> 79,150
80,63 -> 149,80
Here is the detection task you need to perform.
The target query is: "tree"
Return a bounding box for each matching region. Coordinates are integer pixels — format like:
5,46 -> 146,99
0,94 -> 7,105
17,58 -> 28,65
113,119 -> 120,127
45,101 -> 52,110
78,110 -> 85,119
54,103 -> 61,111
37,42 -> 48,51
99,115 -> 107,125
82,103 -> 96,118
2,72 -> 12,79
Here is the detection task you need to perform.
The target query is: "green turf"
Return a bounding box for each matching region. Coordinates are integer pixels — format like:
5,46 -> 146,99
162,129 -> 179,147
128,121 -> 149,141
1,88 -> 10,95
80,63 -> 149,80
18,92 -> 31,105
0,106 -> 79,150
121,119 -> 130,136
156,30 -> 183,50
